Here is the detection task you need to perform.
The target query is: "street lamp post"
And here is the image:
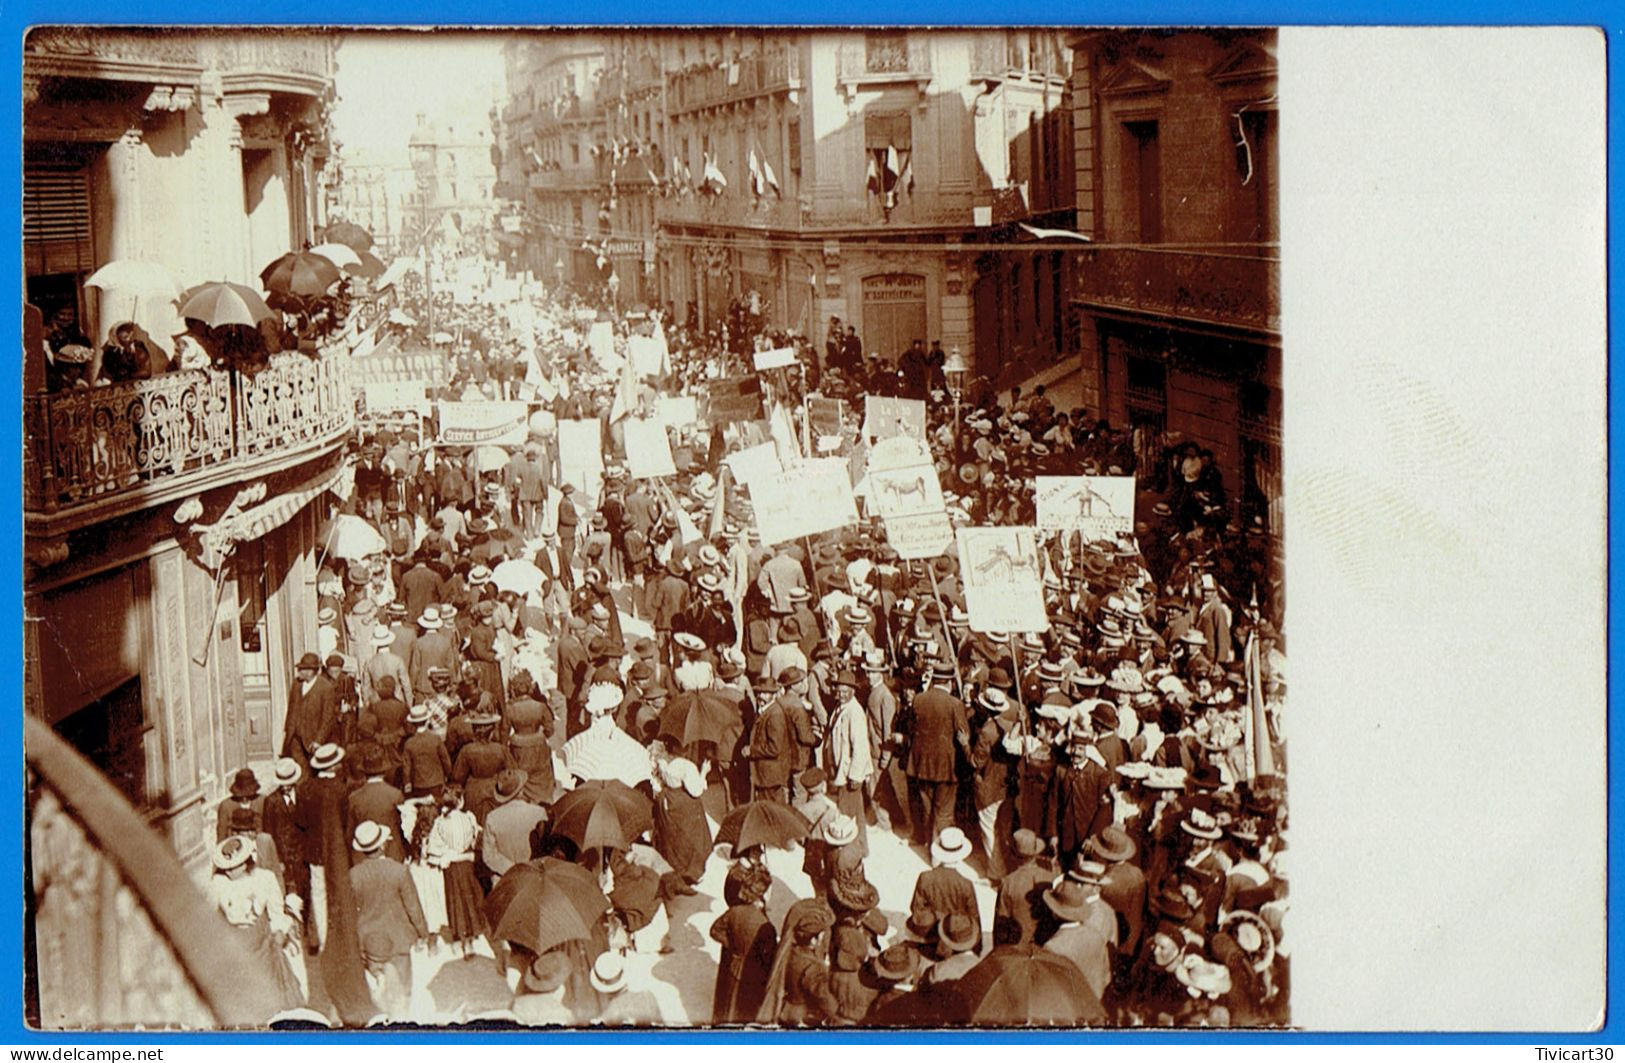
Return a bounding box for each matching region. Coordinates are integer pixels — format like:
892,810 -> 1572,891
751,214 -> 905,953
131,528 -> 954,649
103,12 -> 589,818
945,344 -> 970,435
408,117 -> 439,358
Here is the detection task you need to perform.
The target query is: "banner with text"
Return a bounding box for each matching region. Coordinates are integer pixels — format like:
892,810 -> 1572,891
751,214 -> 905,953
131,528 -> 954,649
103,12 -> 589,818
866,435 -> 952,560
753,346 -> 799,372
437,401 -> 529,447
351,349 -> 450,386
863,395 -> 928,441
748,460 -> 860,546
363,381 -> 430,416
1035,475 -> 1137,537
557,419 -> 605,499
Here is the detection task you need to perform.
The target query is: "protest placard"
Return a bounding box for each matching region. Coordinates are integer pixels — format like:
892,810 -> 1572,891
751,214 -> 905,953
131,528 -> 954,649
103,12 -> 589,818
752,346 -> 798,371
1035,475 -> 1137,537
655,395 -> 700,428
725,442 -> 783,485
437,401 -> 530,447
588,321 -> 617,367
706,376 -> 764,424
806,395 -> 847,437
623,418 -> 678,479
363,380 -> 429,416
629,334 -> 665,378
866,435 -> 952,559
557,418 -> 605,498
863,395 -> 928,441
956,526 -> 1050,633
748,460 -> 860,546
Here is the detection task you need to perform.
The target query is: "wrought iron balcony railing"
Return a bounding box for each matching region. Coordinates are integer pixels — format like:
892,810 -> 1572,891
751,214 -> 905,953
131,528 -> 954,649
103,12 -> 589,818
26,716 -> 279,1029
667,48 -> 802,114
1071,245 -> 1281,336
25,352 -> 353,517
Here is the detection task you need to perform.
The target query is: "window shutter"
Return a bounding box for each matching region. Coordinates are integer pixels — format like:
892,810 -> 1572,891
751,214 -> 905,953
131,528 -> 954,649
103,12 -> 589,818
24,163 -> 94,278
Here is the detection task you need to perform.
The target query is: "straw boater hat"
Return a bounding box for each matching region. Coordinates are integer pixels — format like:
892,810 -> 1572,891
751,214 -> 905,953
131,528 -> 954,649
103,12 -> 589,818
352,820 -> 390,855
977,688 -> 1009,714
823,814 -> 860,847
309,743 -> 345,773
406,703 -> 431,726
211,835 -> 255,872
1182,808 -> 1224,840
417,606 -> 444,630
673,632 -> 705,653
931,827 -> 972,867
273,757 -> 302,788
589,952 -> 628,995
316,606 -> 337,626
370,626 -> 396,648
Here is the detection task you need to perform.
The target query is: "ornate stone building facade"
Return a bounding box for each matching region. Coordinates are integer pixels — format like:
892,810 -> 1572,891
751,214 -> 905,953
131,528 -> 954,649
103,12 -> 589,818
1067,29 -> 1281,528
23,28 -> 353,894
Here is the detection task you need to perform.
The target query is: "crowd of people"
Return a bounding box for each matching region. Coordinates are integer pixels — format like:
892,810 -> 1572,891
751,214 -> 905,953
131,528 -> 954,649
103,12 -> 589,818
210,265 -> 1288,1029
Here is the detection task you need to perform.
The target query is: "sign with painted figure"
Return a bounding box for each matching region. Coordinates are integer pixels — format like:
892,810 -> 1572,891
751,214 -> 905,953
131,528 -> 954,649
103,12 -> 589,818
748,461 -> 860,546
363,380 -> 430,416
752,346 -> 799,372
623,418 -> 678,479
956,526 -> 1050,633
863,395 -> 928,442
655,395 -> 700,428
1035,475 -> 1137,538
725,442 -> 782,486
706,376 -> 764,424
438,401 -> 530,447
866,435 -> 952,559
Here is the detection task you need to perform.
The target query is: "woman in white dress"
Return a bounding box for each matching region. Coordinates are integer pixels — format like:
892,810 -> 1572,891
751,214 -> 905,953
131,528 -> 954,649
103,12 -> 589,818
401,795 -> 449,948
206,835 -> 304,1013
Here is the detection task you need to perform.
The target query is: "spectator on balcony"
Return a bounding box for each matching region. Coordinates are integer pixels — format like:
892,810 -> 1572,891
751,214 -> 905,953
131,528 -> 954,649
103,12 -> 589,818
100,321 -> 161,383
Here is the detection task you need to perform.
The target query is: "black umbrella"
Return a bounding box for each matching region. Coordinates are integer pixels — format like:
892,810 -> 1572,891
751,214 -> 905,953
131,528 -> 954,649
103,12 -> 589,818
482,857 -> 610,956
951,944 -> 1108,1026
323,220 -> 375,253
716,800 -> 812,853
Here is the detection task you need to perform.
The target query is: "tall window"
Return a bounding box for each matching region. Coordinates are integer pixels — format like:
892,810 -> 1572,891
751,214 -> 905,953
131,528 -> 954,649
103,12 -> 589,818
865,113 -> 913,207
1123,120 -> 1162,243
24,155 -> 97,324
786,118 -> 801,174
1236,109 -> 1278,242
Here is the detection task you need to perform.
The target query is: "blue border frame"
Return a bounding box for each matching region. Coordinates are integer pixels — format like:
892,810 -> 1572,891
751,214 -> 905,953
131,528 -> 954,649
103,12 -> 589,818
3,5 -> 1616,1046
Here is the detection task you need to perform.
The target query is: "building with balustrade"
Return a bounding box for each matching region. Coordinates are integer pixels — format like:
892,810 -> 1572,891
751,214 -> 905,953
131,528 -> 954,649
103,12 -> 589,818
22,33 -> 355,1007
493,31 -> 1073,366
1066,29 -> 1281,529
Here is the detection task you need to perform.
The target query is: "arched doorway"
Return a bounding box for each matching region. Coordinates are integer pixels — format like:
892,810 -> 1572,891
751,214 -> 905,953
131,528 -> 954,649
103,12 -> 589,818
860,273 -> 926,364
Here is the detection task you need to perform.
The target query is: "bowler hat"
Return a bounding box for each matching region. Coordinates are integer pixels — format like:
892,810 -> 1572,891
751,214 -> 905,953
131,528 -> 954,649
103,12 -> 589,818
296,652 -> 322,672
1043,879 -> 1097,923
229,767 -> 261,800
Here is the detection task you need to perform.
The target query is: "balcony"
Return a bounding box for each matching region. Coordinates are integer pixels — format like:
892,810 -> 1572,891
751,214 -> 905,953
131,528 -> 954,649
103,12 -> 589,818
209,34 -> 332,97
533,95 -> 602,133
26,716 -> 280,1029
25,27 -> 203,85
1071,246 -> 1281,336
667,48 -> 802,115
25,352 -> 353,530
528,163 -> 603,191
835,36 -> 931,97
969,33 -> 1069,83
659,190 -> 803,232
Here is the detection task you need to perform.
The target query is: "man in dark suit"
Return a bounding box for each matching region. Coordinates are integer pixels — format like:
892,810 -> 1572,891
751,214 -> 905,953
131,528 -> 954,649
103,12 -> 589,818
282,652 -> 338,775
260,757 -> 310,943
994,829 -> 1055,945
907,827 -> 983,950
906,663 -> 970,845
399,553 -> 444,623
399,703 -> 452,799
480,769 -> 548,880
555,484 -> 580,570
555,617 -> 590,734
350,820 -> 428,1006
408,607 -> 459,702
347,747 -> 407,863
746,676 -> 800,805
294,743 -> 352,952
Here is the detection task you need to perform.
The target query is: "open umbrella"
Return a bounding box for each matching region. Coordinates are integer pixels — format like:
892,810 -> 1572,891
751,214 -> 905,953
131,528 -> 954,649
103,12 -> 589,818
482,858 -> 610,956
473,445 -> 511,473
307,242 -> 363,270
548,779 -> 653,853
716,800 -> 812,853
348,250 -> 386,280
322,221 -> 374,253
433,331 -> 455,344
326,513 -> 387,562
178,281 -> 275,330
490,558 -> 546,597
86,259 -> 183,323
950,945 -> 1107,1026
260,251 -> 342,303
657,690 -> 743,751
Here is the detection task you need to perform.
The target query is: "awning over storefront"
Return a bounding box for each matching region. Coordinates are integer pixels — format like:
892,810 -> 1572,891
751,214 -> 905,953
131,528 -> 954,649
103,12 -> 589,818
195,460 -> 348,571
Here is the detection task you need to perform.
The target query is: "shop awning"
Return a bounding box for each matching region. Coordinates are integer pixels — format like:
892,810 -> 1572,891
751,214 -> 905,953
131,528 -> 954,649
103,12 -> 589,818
196,460 -> 349,571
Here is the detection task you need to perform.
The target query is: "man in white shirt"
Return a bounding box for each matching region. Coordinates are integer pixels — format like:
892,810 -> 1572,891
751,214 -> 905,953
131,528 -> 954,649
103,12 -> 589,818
823,669 -> 873,848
